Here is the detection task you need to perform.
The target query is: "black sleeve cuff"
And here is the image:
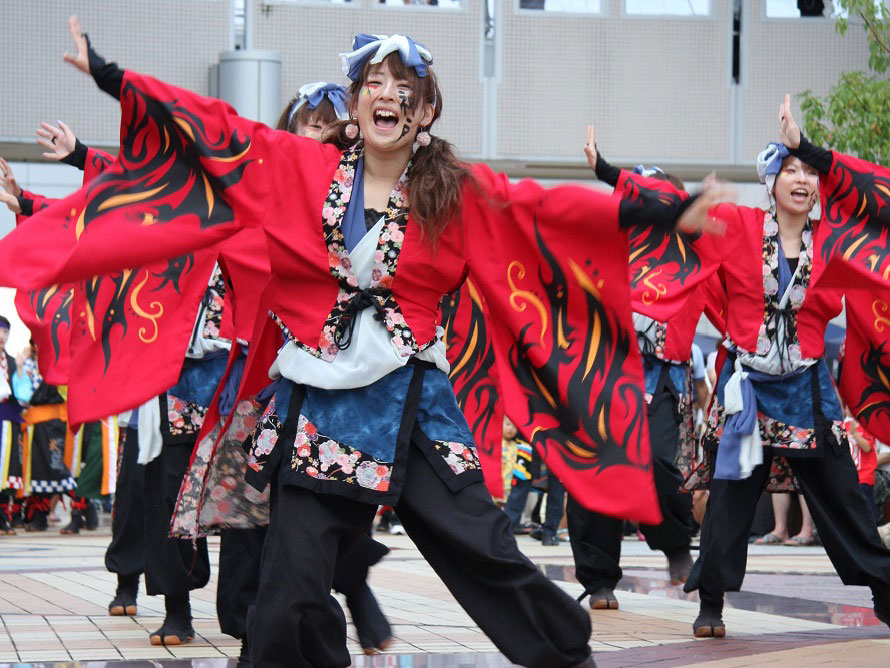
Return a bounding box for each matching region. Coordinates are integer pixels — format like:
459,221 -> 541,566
60,138 -> 88,170
594,151 -> 622,187
17,196 -> 34,218
619,192 -> 697,232
788,134 -> 832,174
86,35 -> 124,99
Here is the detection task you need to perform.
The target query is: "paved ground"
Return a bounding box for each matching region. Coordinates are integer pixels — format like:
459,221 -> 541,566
0,510 -> 887,666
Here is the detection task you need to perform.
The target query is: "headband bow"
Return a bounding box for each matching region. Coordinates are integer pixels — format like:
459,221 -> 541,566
340,34 -> 433,82
288,82 -> 350,128
633,164 -> 665,179
756,142 -> 790,185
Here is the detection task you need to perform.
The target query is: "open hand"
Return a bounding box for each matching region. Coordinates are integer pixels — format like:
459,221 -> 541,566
677,173 -> 735,235
0,158 -> 21,198
36,121 -> 77,160
63,15 -> 90,75
0,191 -> 21,215
583,125 -> 597,171
778,94 -> 801,149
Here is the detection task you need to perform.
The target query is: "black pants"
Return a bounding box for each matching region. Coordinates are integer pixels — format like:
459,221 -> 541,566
143,441 -> 210,597
218,514 -> 391,645
567,384 -> 694,592
219,527 -> 266,639
105,427 -> 144,577
248,436 -> 591,668
686,444 -> 890,605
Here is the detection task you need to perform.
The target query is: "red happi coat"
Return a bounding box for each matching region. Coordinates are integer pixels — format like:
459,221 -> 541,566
0,69 -> 662,523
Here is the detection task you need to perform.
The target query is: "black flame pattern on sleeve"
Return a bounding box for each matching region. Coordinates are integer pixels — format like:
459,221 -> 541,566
623,179 -> 702,288
441,281 -> 501,461
509,221 -> 646,473
78,77 -> 254,240
820,156 -> 890,278
26,286 -> 73,365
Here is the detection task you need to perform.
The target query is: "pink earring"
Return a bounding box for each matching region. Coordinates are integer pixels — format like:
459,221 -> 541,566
345,121 -> 359,140
415,130 -> 431,147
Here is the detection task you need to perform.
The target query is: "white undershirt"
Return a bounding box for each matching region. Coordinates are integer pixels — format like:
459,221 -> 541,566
270,217 -> 449,390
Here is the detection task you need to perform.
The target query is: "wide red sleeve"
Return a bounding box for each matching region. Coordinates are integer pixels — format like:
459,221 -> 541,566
463,165 -> 660,524
0,69 -> 282,292
835,271 -> 890,445
441,279 -> 505,501
83,147 -> 115,184
814,151 -> 890,288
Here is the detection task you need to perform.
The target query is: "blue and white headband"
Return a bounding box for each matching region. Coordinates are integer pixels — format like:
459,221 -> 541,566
339,34 -> 433,82
633,164 -> 665,179
287,82 -> 350,128
756,142 -> 790,185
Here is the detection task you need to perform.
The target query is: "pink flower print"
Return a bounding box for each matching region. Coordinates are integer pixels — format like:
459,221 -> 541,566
763,275 -> 778,296
388,311 -> 405,325
306,466 -> 319,477
789,285 -> 806,307
343,175 -> 354,188
376,479 -> 390,492
256,428 -> 278,456
462,448 -> 474,461
788,343 -> 802,363
319,441 -> 339,469
390,229 -> 404,243
388,221 -> 400,232
347,276 -> 358,287
337,453 -> 351,467
756,333 -> 771,356
374,250 -> 385,262
356,461 -> 380,488
297,444 -> 311,458
764,219 -> 778,236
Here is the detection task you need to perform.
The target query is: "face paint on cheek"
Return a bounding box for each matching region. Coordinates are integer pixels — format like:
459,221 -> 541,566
399,116 -> 413,140
398,92 -> 414,116
361,87 -> 372,97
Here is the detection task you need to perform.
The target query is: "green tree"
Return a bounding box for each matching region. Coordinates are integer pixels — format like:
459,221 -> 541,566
799,0 -> 890,164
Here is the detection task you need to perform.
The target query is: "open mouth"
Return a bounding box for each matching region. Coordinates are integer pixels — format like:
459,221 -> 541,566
373,109 -> 399,130
790,187 -> 810,203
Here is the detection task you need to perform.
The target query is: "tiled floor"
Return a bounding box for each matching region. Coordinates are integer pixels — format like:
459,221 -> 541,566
0,519 -> 887,666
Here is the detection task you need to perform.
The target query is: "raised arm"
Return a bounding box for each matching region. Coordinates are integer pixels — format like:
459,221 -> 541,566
0,17 -> 289,292
780,94 -> 890,291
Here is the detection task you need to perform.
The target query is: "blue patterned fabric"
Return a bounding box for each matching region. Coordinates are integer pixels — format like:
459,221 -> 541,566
643,357 -> 689,398
415,368 -> 475,445
714,357 -> 841,429
169,351 -> 229,408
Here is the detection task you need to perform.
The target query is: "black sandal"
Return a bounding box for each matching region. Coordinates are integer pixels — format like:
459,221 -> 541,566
588,588 -> 619,610
693,603 -> 726,638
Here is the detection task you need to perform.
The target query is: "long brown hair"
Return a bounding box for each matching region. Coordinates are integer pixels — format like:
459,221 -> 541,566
326,52 -> 473,244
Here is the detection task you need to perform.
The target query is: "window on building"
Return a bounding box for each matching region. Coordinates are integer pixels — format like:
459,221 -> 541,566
764,1 -> 842,17
625,0 -> 710,15
378,0 -> 462,8
517,0 -> 602,13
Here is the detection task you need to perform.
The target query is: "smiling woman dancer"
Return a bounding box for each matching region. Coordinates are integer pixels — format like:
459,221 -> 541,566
683,97 -> 890,639
2,19 -> 730,667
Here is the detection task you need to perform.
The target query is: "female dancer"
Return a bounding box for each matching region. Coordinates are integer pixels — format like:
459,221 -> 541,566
683,96 -> 890,638
4,19 -> 728,667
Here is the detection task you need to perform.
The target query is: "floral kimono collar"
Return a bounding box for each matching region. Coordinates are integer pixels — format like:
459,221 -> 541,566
273,145 -> 425,362
754,212 -> 815,364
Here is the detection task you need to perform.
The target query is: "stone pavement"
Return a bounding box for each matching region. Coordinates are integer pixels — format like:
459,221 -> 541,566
0,514 -> 887,666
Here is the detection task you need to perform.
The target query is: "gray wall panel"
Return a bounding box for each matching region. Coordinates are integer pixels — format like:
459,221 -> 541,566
2,1 -> 229,149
